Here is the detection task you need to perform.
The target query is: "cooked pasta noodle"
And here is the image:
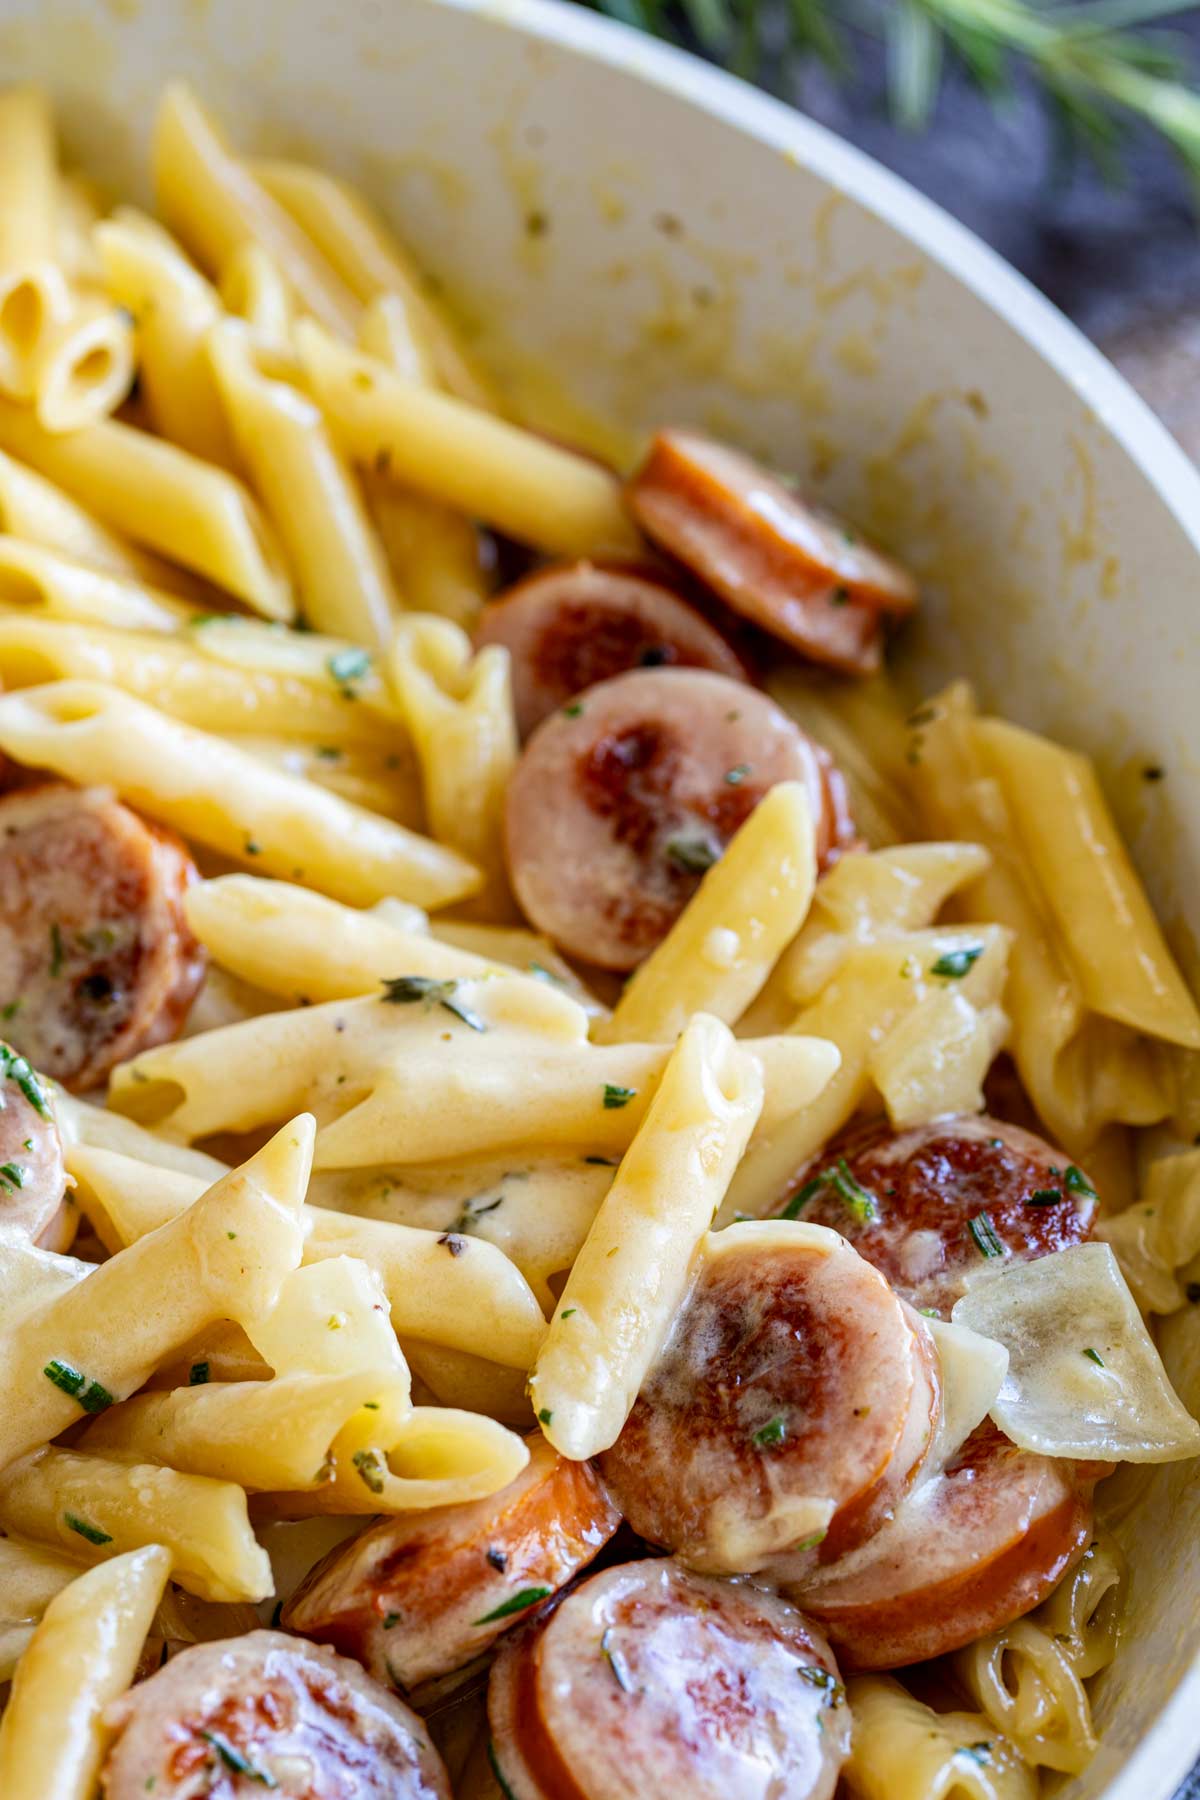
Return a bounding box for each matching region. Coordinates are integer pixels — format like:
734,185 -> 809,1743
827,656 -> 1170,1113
845,1675 -> 1037,1800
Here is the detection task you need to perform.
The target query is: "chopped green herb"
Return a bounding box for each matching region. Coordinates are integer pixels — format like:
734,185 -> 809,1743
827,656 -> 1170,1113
560,1309 -> 576,1319
146,1780 -> 156,1792
830,584 -> 850,606
1027,1188 -> 1062,1206
959,1743 -> 993,1766
968,1211 -> 1006,1258
930,943 -> 984,979
488,1743 -> 521,1800
0,1161 -> 27,1188
562,701 -> 584,717
49,922 -> 65,977
189,1361 -> 210,1386
43,1360 -> 113,1413
785,1160 -> 878,1226
362,1401 -> 379,1410
919,1306 -> 941,1318
383,1611 -> 401,1628
244,838 -> 262,856
352,1448 -> 387,1495
380,975 -> 486,1032
664,834 -> 719,875
792,1528 -> 827,1552
538,1408 -> 553,1425
1083,1347 -> 1106,1367
199,1731 -> 277,1787
65,1512 -> 112,1545
782,1176 -> 824,1220
22,1139 -> 32,1151
601,1626 -> 635,1692
528,961 -> 563,985
226,1231 -> 237,1240
327,647 -> 372,696
752,1415 -> 786,1449
797,1665 -> 846,1706
1065,1165 -> 1097,1198
314,745 -> 343,762
474,1586 -> 551,1625
724,762 -> 751,785
0,1000 -> 19,1021
2,1046 -> 57,1115
603,1084 -> 636,1109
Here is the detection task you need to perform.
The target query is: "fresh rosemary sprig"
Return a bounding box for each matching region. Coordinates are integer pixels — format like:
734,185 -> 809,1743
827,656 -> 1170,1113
583,0 -> 1200,190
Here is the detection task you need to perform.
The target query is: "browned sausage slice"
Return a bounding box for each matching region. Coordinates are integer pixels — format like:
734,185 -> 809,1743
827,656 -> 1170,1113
474,560 -> 751,737
0,783 -> 206,1090
792,1423 -> 1100,1670
101,1629 -> 451,1798
596,1226 -> 940,1574
0,1037 -> 64,1240
788,1113 -> 1097,1318
504,668 -> 856,970
488,1558 -> 850,1800
627,429 -> 917,676
283,1435 -> 621,1696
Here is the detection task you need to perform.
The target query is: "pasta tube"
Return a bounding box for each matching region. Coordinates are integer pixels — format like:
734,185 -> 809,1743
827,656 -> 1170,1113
532,1014 -> 764,1459
296,322 -> 640,558
0,1118 -> 310,1470
0,1447 -> 269,1602
27,294 -> 135,432
255,157 -> 496,406
0,682 -> 480,909
0,1537 -> 82,1680
220,240 -> 295,345
95,209 -> 236,465
0,396 -> 294,620
208,320 -> 399,645
0,535 -> 201,631
389,613 -> 518,917
845,1675 -> 1036,1800
153,83 -> 359,337
364,478 -> 488,629
0,1546 -> 171,1800
0,87 -> 62,399
596,781 -> 817,1043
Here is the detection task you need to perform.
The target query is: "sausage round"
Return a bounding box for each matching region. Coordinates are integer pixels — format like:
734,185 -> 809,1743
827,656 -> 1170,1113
283,1434 -> 621,1695
504,668 -> 856,970
0,783 -> 206,1090
792,1423 -> 1099,1669
596,1226 -> 940,1574
0,1037 -> 64,1240
626,429 -> 917,676
787,1113 -> 1097,1318
100,1629 -> 451,1798
474,560 -> 751,738
487,1558 -> 851,1800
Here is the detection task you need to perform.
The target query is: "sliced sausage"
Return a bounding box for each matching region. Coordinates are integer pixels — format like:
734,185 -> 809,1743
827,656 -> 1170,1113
0,1037 -> 64,1240
101,1629 -> 451,1799
487,1558 -> 850,1800
504,668 -> 856,970
283,1434 -> 621,1696
792,1423 -> 1100,1669
0,782 -> 206,1091
596,1225 -> 940,1575
626,429 -> 917,676
474,560 -> 751,737
787,1113 -> 1097,1318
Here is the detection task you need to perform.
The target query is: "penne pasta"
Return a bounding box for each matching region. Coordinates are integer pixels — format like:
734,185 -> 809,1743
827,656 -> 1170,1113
95,208 -> 237,465
27,293 -> 135,433
255,156 -> 496,406
845,1675 -> 1036,1800
389,613 -> 519,917
0,533 -> 202,630
0,86 -> 62,400
0,681 -> 478,909
296,322 -> 641,559
0,1546 -> 171,1800
364,476 -> 489,629
596,781 -> 818,1044
532,1014 -> 764,1459
0,1536 -> 83,1680
208,319 -> 400,645
0,396 -> 294,619
0,1446 -> 270,1602
153,83 -> 360,337
220,240 -> 296,345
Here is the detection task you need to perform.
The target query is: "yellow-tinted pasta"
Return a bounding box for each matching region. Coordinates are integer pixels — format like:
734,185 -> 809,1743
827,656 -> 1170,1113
389,613 -> 518,918
953,1619 -> 1095,1774
0,86 -> 62,400
0,395 -> 294,619
596,781 -> 817,1044
364,478 -> 489,630
0,1546 -> 170,1800
254,156 -> 496,407
0,681 -> 479,909
297,322 -> 640,558
26,293 -> 134,432
153,83 -> 359,337
0,1537 -> 81,1680
220,240 -> 295,345
208,320 -> 400,646
532,1015 -> 764,1460
1097,1147 -> 1200,1314
0,1446 -> 269,1602
357,287 -> 440,387
0,534 -> 201,630
845,1676 -> 1037,1800
95,209 -> 236,465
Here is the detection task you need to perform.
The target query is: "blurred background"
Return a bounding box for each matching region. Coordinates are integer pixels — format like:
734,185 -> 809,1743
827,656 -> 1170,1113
580,0 -> 1200,461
